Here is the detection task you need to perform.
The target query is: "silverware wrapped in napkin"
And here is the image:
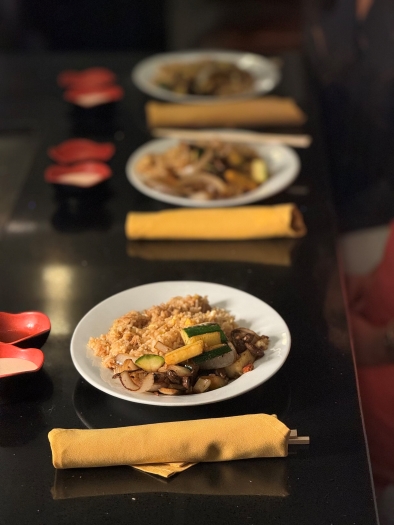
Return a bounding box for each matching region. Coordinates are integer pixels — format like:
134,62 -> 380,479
125,204 -> 307,241
146,97 -> 307,129
49,414 -> 292,478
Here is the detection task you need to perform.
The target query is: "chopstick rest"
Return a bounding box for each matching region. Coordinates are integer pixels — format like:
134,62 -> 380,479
124,204 -> 307,241
49,414 -> 291,470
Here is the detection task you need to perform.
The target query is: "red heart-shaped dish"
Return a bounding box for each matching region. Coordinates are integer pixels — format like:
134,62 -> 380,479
57,67 -> 117,89
44,161 -> 112,187
0,311 -> 51,348
48,139 -> 115,164
63,84 -> 124,108
0,342 -> 44,378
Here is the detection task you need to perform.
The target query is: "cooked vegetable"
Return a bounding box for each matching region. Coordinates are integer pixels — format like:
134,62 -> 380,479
135,141 -> 270,201
192,377 -> 211,393
230,328 -> 269,357
135,354 -> 165,372
154,341 -> 172,353
181,322 -> 227,344
192,343 -> 232,364
159,387 -> 182,395
224,349 -> 256,379
164,340 -> 204,365
153,59 -> 254,97
119,371 -> 140,391
251,159 -> 269,183
199,374 -> 228,390
197,343 -> 237,370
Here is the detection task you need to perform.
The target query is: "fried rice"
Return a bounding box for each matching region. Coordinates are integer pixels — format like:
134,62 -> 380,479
88,294 -> 237,369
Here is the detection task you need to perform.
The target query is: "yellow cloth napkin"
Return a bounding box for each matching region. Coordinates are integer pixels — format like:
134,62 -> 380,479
127,239 -> 296,266
48,414 -> 290,478
125,204 -> 306,241
146,96 -> 307,129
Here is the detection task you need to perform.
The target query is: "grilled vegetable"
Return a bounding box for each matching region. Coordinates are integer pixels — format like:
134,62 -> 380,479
192,377 -> 211,393
191,343 -> 232,364
135,354 -> 165,372
181,323 -> 227,344
199,374 -> 228,390
164,340 -> 204,365
251,158 -> 269,183
224,349 -> 255,379
196,343 -> 237,370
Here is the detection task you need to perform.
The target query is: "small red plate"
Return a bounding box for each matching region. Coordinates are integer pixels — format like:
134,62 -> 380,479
0,342 -> 44,378
0,311 -> 51,348
63,84 -> 124,108
48,139 -> 115,164
45,161 -> 112,187
57,67 -> 117,89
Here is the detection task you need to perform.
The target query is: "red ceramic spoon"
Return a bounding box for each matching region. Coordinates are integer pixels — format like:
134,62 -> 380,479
0,311 -> 51,348
0,342 -> 44,378
44,161 -> 112,187
47,139 -> 115,164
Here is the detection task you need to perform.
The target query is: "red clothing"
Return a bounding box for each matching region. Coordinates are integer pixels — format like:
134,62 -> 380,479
363,220 -> 394,325
357,365 -> 394,488
350,221 -> 394,488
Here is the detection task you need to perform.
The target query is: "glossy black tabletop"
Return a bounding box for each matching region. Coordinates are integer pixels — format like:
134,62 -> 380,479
0,52 -> 378,525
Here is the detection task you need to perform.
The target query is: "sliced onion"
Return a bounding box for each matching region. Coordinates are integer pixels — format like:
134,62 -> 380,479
137,373 -> 155,393
115,354 -> 137,366
154,341 -> 172,353
198,345 -> 237,370
193,377 -> 211,394
177,172 -> 228,194
120,371 -> 155,393
119,371 -> 139,391
178,149 -> 214,177
114,360 -> 139,374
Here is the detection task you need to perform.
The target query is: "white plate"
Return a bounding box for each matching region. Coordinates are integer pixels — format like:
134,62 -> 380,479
131,50 -> 281,104
70,281 -> 291,407
126,137 -> 300,208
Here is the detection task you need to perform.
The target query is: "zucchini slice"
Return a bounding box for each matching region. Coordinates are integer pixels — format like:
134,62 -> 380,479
181,323 -> 227,344
188,331 -> 221,348
135,354 -> 165,372
191,343 -> 232,364
164,340 -> 204,365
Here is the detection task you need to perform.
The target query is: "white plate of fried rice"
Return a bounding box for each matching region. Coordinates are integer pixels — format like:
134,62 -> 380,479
71,281 -> 291,406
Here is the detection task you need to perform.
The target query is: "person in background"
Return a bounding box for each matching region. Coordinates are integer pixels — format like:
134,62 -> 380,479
345,222 -> 394,524
304,2 -> 394,522
303,0 -> 394,228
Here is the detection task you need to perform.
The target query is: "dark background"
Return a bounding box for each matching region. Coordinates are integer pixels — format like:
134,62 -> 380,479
0,0 -> 301,54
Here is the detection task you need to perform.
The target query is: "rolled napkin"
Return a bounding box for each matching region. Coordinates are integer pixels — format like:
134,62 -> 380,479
48,414 -> 290,471
125,204 -> 307,241
146,96 -> 307,129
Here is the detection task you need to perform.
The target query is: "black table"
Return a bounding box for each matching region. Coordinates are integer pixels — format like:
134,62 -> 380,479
0,52 -> 378,525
